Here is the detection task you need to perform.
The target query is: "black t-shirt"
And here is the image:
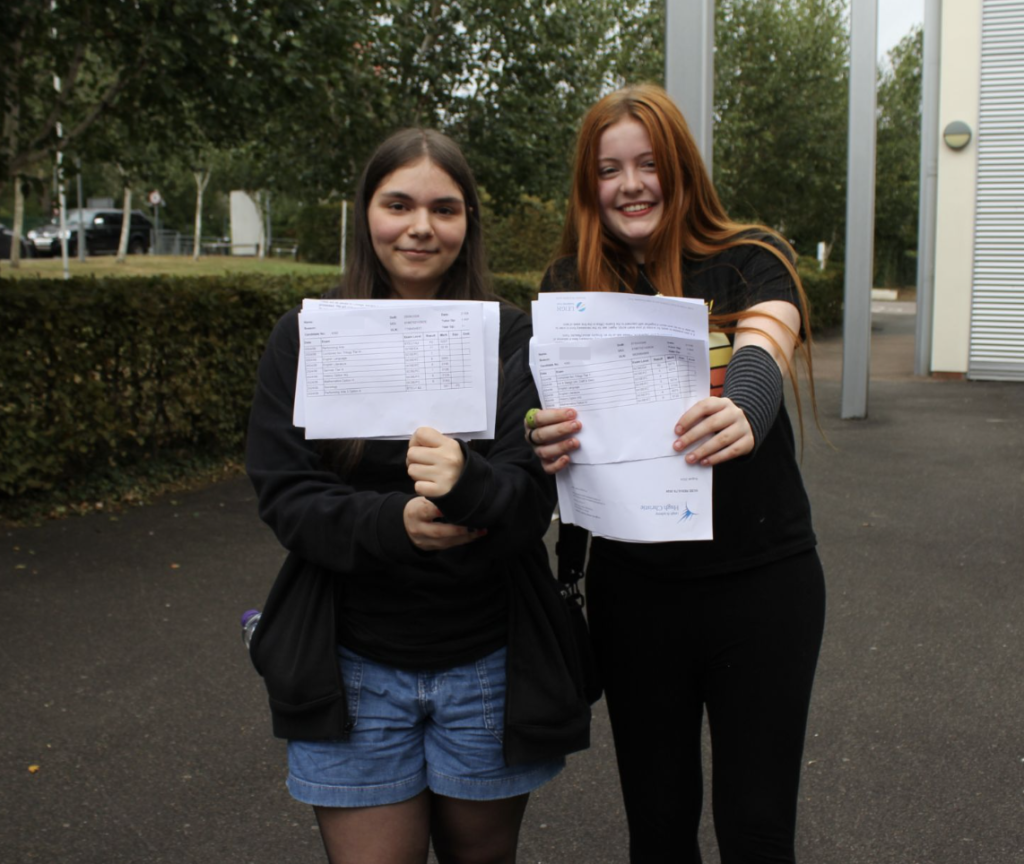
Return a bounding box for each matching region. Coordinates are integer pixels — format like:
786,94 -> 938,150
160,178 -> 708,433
334,438 -> 509,668
540,236 -> 816,579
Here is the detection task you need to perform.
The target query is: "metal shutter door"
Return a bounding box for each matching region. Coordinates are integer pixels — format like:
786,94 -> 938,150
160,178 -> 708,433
970,0 -> 1024,380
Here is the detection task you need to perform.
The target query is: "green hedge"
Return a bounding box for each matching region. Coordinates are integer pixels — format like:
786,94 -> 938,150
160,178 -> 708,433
492,272 -> 542,311
0,275 -> 336,500
483,197 -> 564,273
797,257 -> 844,333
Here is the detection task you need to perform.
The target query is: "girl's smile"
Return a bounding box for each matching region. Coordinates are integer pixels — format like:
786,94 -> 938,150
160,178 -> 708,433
596,117 -> 665,262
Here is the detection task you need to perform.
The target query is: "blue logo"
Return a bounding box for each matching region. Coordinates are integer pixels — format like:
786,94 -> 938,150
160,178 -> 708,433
678,503 -> 698,524
575,301 -> 586,312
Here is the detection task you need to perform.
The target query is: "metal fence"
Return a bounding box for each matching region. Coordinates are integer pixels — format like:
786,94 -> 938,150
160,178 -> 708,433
151,229 -> 297,258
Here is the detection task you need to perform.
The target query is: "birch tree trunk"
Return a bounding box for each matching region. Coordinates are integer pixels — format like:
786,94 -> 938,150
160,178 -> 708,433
116,184 -> 132,263
10,180 -> 25,267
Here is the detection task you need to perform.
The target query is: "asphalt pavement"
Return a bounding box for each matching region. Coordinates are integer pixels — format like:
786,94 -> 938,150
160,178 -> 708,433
2,302 -> 1022,864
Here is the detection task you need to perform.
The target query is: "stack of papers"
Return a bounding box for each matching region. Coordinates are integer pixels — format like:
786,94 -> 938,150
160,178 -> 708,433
294,299 -> 500,440
530,293 -> 714,543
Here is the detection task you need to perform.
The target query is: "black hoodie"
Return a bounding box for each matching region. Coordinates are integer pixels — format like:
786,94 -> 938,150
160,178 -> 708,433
244,300 -> 591,765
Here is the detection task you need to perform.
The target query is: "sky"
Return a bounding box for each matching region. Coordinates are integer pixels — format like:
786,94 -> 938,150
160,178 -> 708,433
876,0 -> 924,58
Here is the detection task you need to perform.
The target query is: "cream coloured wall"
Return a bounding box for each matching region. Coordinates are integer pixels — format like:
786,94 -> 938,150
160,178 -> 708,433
931,0 -> 981,374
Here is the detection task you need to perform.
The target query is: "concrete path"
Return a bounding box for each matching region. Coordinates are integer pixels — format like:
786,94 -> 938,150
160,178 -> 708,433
2,303 -> 1022,863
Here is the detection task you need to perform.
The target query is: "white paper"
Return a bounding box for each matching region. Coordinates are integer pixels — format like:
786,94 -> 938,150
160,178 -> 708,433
556,455 -> 713,542
530,334 -> 711,464
531,291 -> 708,344
294,299 -> 500,440
533,292 -> 714,542
296,300 -> 495,440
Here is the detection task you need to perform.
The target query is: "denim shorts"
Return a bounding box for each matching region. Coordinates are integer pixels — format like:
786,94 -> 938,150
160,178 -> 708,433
286,646 -> 564,807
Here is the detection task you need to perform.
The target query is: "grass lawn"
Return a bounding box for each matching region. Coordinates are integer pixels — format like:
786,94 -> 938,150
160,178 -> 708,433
1,254 -> 341,280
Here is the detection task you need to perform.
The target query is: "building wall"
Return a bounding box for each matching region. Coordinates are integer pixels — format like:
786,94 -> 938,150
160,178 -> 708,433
931,0 -> 982,374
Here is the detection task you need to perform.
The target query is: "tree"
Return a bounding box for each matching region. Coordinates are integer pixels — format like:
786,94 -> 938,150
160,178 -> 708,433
1,0 -> 325,262
875,27 -> 923,287
246,0 -> 662,211
713,0 -> 849,258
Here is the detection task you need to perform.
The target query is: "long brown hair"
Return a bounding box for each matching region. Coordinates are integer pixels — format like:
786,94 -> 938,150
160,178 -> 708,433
560,83 -> 818,435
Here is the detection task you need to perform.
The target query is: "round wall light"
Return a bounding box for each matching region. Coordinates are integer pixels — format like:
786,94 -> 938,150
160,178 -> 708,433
943,120 -> 972,150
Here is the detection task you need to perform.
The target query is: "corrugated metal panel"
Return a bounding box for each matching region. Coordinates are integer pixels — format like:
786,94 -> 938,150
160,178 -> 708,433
970,0 -> 1024,380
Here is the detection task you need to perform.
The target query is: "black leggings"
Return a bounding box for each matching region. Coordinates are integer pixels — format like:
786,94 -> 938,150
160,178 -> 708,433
586,549 -> 826,864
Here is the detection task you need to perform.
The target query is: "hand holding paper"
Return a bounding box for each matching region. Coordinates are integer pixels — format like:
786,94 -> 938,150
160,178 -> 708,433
407,426 -> 465,497
525,408 -> 582,475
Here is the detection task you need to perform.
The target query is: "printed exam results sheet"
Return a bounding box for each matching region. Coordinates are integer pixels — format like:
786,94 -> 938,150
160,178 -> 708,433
530,292 -> 714,542
295,299 -> 499,440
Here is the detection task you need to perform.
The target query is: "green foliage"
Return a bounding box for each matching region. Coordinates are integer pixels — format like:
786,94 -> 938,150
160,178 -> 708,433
797,257 -> 844,332
714,0 -> 849,257
875,27 -> 923,288
296,203 -> 354,266
491,272 -> 543,311
0,275 -> 335,502
483,196 -> 564,273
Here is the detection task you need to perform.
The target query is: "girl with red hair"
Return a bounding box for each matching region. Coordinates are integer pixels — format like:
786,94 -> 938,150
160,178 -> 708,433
526,84 -> 825,863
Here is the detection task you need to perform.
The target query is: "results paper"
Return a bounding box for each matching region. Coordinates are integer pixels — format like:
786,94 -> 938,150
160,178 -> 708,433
530,333 -> 710,464
295,300 -> 497,440
556,454 -> 712,542
531,292 -> 715,542
532,291 -> 709,343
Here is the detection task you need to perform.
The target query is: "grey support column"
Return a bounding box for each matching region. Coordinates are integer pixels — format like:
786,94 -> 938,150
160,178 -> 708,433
665,0 -> 715,173
841,0 -> 879,419
915,0 -> 942,377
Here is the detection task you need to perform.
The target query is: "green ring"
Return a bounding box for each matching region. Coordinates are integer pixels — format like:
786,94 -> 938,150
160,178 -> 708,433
524,408 -> 540,429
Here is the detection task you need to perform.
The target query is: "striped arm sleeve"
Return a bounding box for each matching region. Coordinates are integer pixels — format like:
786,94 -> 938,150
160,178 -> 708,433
721,344 -> 783,456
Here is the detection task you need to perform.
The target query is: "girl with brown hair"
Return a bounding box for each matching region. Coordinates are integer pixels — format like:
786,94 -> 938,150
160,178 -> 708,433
526,84 -> 825,863
246,128 -> 590,864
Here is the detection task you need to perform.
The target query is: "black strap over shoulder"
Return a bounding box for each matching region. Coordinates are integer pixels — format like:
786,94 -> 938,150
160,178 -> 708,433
555,520 -> 590,585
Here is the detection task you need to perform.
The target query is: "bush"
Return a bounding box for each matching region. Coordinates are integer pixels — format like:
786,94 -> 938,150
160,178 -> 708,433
0,275 -> 336,502
492,272 -> 542,311
797,257 -> 844,333
483,196 -> 564,273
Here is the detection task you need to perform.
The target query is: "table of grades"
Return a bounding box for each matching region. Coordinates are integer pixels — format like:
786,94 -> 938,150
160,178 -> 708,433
539,341 -> 699,412
303,309 -> 474,397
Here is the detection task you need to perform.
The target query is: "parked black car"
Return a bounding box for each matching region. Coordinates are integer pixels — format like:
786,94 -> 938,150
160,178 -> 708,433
1,222 -> 31,259
27,209 -> 154,257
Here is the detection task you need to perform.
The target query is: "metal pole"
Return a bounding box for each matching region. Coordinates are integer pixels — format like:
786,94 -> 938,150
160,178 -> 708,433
52,1 -> 69,280
75,158 -> 85,261
914,0 -> 941,377
266,191 -> 272,254
665,0 -> 715,173
840,0 -> 879,419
